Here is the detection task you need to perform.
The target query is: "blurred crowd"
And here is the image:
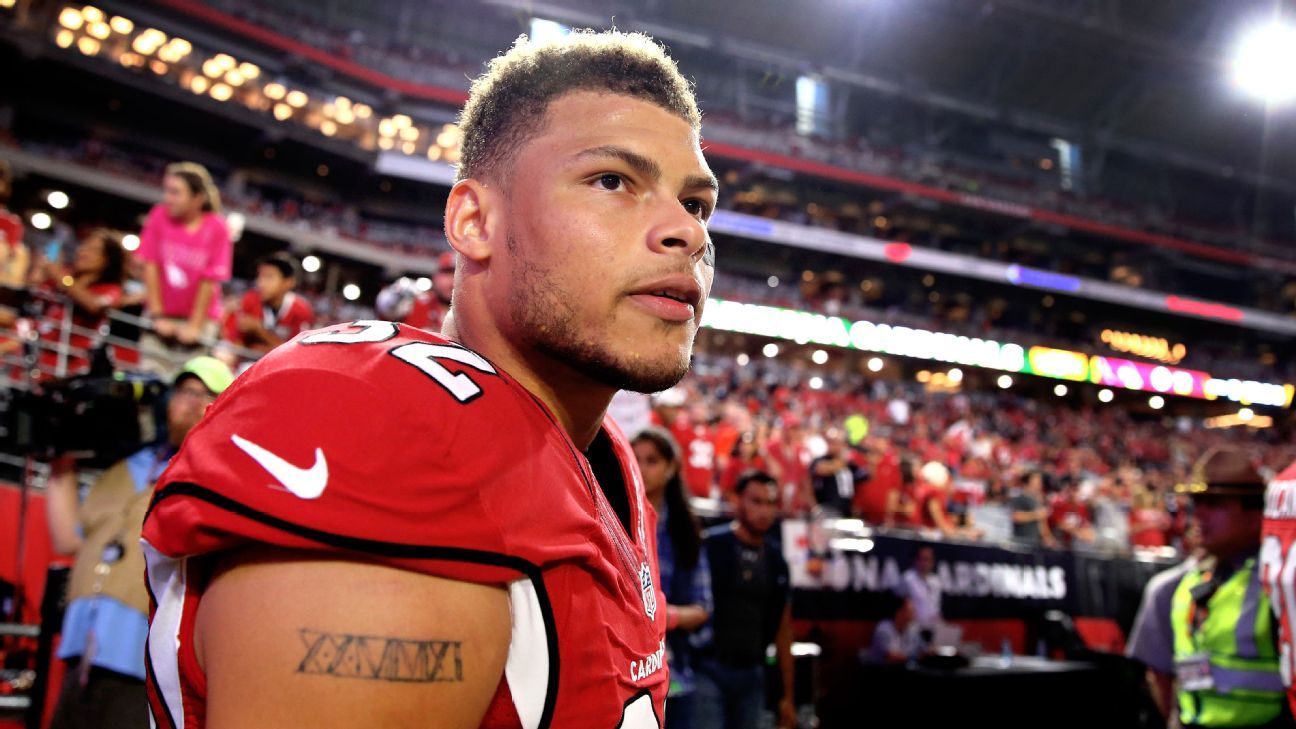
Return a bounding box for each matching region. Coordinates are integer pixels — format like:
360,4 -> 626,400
656,351 -> 1296,555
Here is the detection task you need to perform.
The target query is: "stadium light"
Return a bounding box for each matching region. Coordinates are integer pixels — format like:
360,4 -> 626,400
767,276 -> 779,288
415,277 -> 432,292
238,62 -> 260,79
81,5 -> 104,23
997,374 -> 1013,389
400,127 -> 419,142
209,83 -> 233,102
47,190 -> 69,209
392,114 -> 412,128
224,69 -> 245,86
427,146 -> 442,161
122,234 -> 140,251
867,357 -> 884,372
320,120 -> 338,137
190,76 -> 209,95
342,284 -> 361,301
87,21 -> 109,40
272,103 -> 292,121
948,368 -> 964,383
30,212 -> 51,230
76,36 -> 100,56
1231,20 -> 1296,105
353,103 -> 372,119
109,15 -> 133,34
1149,395 -> 1165,410
812,349 -> 829,365
55,29 -> 74,48
263,82 -> 286,100
286,90 -> 308,108
58,7 -> 84,30
1239,407 -> 1255,422
737,353 -> 750,366
1098,388 -> 1114,403
809,376 -> 824,390
763,342 -> 779,358
1054,384 -> 1068,397
401,141 -> 416,155
301,255 -> 321,273
378,119 -> 397,138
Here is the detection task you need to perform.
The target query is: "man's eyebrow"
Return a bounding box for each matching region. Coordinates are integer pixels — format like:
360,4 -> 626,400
574,145 -> 719,193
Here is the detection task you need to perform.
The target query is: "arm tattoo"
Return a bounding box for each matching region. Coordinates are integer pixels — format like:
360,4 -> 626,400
297,629 -> 464,683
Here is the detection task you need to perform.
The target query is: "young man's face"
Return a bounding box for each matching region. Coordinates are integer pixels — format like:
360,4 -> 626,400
489,91 -> 717,393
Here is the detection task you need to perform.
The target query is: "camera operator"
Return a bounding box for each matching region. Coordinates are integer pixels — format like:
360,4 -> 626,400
43,356 -> 233,729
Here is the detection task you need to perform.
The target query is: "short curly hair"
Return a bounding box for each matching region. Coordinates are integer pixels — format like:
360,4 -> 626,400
456,29 -> 701,184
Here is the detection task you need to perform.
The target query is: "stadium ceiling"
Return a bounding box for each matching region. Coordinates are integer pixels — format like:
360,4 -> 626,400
485,0 -> 1296,191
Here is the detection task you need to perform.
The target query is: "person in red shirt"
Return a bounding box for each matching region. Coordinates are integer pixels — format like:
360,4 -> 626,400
137,162 -> 232,373
141,31 -> 717,729
768,416 -> 813,514
377,252 -> 456,332
652,388 -> 717,499
223,253 -> 315,356
0,160 -> 27,288
1048,478 -> 1096,547
1129,489 -> 1171,548
854,439 -> 902,526
914,461 -> 981,539
718,430 -> 780,502
25,229 -> 126,379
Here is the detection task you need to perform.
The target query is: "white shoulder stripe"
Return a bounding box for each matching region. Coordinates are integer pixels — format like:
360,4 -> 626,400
504,578 -> 550,729
143,539 -> 187,729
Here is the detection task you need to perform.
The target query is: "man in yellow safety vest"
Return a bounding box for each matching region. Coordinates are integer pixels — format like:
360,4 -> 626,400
1163,446 -> 1291,728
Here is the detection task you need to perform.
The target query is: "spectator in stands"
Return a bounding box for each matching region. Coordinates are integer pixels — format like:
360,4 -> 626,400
653,387 -> 718,498
697,470 -> 795,729
914,461 -> 980,539
810,427 -> 865,515
137,162 -> 232,374
375,252 -> 455,332
719,431 -> 780,503
767,415 -> 813,514
863,593 -> 922,665
1049,478 -> 1096,548
1129,489 -> 1172,549
902,545 -> 943,630
43,356 -> 233,729
1011,471 -> 1058,548
632,427 -> 713,729
854,438 -> 904,526
0,160 -> 27,287
25,228 -> 128,378
222,252 -> 314,357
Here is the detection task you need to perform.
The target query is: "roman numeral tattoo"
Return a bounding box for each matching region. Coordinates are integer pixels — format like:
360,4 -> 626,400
296,629 -> 463,683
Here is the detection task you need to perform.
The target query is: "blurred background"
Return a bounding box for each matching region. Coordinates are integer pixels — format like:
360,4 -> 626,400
0,0 -> 1295,727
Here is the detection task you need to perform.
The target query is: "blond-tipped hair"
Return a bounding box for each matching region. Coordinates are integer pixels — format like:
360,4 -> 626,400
165,161 -> 222,213
456,29 -> 700,184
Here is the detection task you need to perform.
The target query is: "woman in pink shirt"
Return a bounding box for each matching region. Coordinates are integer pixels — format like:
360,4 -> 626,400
137,162 -> 231,374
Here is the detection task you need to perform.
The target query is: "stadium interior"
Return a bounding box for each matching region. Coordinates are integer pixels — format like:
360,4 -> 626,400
1,0 -> 1296,727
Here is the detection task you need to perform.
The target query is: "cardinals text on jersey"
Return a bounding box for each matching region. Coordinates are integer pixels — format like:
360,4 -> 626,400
141,321 -> 669,729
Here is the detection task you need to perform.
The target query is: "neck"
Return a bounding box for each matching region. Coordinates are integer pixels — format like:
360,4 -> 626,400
442,310 -> 614,449
733,520 -> 764,547
648,490 -> 665,512
266,292 -> 287,310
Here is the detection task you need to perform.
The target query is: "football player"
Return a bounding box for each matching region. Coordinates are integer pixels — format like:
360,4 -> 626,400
141,30 -> 717,729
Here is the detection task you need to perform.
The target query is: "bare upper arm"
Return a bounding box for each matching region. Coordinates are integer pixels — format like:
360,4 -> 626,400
195,546 -> 511,729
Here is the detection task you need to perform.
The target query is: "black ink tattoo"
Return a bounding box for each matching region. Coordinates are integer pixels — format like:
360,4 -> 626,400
297,629 -> 463,683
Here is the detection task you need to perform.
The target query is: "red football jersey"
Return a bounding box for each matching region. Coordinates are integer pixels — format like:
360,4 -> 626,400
141,321 -> 669,729
1262,461 -> 1296,708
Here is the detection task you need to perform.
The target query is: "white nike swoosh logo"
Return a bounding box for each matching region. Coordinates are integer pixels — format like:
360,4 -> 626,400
231,434 -> 329,500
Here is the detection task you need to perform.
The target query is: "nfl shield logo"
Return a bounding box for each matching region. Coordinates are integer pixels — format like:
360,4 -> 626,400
638,562 -> 657,621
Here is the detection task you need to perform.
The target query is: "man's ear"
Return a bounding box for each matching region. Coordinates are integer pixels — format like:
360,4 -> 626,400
444,179 -> 499,264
